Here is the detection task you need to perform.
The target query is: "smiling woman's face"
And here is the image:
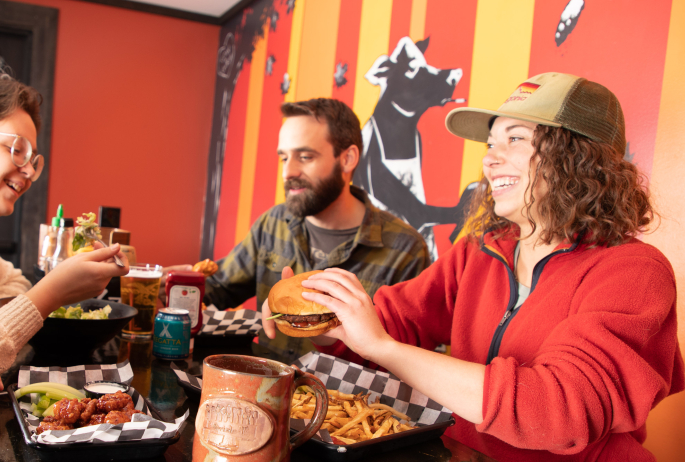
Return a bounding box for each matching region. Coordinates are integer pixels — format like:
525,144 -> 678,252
482,117 -> 540,229
0,108 -> 37,217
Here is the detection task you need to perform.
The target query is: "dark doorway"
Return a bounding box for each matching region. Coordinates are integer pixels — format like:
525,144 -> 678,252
0,26 -> 32,267
0,1 -> 57,280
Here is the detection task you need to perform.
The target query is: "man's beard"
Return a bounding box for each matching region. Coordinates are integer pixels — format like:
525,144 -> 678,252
285,162 -> 346,218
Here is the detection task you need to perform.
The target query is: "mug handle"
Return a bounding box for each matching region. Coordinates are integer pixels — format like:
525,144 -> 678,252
290,366 -> 328,450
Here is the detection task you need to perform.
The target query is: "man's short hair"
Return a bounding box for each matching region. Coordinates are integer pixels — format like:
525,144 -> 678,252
280,98 -> 362,158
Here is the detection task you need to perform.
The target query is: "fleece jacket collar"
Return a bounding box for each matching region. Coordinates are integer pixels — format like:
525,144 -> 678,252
480,229 -> 580,364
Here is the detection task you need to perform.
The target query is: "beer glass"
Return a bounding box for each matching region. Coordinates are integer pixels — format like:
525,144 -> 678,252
117,335 -> 153,396
120,264 -> 163,339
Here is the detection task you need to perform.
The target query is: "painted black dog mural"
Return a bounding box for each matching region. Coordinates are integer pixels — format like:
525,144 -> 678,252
353,36 -> 477,261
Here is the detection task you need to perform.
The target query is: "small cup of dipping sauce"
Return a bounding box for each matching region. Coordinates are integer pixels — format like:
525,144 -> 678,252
84,381 -> 130,399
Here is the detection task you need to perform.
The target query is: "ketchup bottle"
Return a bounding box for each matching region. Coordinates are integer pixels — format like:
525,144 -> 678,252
165,271 -> 204,336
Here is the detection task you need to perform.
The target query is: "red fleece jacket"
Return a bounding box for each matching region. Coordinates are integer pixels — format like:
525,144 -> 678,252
318,233 -> 684,461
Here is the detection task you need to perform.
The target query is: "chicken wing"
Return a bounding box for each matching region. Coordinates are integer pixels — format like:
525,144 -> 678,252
78,398 -> 98,425
97,391 -> 133,413
53,398 -> 85,424
104,410 -> 131,425
36,416 -> 74,434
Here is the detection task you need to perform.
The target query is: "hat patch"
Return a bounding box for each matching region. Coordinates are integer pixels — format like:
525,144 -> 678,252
504,82 -> 540,103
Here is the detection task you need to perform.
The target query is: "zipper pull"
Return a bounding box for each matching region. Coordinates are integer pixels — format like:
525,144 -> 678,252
499,309 -> 513,326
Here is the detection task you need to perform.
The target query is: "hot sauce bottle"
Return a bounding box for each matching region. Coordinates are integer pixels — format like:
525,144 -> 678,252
165,271 -> 204,337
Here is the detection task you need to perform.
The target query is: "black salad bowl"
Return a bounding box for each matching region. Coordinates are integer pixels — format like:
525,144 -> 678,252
0,297 -> 137,362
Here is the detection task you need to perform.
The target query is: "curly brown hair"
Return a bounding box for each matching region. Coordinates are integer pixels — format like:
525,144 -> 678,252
0,74 -> 42,132
465,125 -> 654,247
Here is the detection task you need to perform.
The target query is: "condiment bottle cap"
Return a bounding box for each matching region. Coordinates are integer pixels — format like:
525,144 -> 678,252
51,204 -> 63,227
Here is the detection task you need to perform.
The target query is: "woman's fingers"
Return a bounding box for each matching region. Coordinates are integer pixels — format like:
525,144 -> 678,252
301,290 -> 347,314
81,243 -> 117,260
79,244 -> 129,275
302,272 -> 370,307
302,285 -> 387,360
319,268 -> 365,291
261,299 -> 277,339
88,241 -> 115,264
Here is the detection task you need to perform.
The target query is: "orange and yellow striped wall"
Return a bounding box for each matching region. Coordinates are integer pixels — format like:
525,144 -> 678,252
213,0 -> 673,260
209,1 -> 684,459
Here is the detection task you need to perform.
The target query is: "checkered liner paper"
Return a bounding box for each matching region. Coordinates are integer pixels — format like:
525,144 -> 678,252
199,305 -> 263,336
172,351 -> 453,444
16,361 -> 188,444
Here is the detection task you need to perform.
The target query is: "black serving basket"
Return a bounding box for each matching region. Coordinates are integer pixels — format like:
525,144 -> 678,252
175,372 -> 202,401
8,384 -> 180,462
290,417 -> 455,462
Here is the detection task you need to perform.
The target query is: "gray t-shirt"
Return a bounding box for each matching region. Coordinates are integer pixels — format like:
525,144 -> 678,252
514,242 -> 531,309
304,220 -> 359,266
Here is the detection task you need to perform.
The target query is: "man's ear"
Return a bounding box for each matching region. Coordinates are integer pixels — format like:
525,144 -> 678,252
340,145 -> 359,174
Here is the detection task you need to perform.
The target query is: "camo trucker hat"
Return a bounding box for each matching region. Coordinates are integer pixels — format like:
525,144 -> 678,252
445,72 -> 626,155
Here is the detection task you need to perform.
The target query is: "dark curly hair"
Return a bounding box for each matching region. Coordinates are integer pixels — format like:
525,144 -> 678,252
465,125 -> 654,247
0,72 -> 42,132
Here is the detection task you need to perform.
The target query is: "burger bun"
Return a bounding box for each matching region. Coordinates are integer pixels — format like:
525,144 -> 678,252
268,270 -> 340,337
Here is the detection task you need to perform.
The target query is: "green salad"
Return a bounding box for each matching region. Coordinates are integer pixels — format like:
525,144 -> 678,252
49,304 -> 112,319
72,212 -> 102,253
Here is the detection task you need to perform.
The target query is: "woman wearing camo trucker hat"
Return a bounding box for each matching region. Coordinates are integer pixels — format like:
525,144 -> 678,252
263,72 -> 685,461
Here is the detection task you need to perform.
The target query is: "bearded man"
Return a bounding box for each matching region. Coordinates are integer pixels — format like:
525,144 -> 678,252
205,98 -> 430,363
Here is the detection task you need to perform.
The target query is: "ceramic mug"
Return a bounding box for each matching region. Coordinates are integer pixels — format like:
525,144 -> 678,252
192,354 -> 328,462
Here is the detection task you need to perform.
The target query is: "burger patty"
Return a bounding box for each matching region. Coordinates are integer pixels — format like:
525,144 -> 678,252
281,313 -> 337,323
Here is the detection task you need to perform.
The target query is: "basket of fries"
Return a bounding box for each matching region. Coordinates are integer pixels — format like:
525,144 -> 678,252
288,352 -> 455,460
291,387 -> 418,444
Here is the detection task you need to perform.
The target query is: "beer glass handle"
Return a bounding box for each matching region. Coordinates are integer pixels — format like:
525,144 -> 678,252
290,367 -> 328,450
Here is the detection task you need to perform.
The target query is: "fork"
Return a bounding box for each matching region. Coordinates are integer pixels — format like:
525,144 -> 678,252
83,228 -> 125,267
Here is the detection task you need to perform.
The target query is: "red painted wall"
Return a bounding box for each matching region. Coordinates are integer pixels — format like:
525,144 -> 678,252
14,0 -> 219,267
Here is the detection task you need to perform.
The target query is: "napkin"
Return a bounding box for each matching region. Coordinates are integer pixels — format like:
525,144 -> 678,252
199,306 -> 263,336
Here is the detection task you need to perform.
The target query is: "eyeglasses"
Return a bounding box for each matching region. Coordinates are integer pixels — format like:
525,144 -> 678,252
0,132 -> 43,181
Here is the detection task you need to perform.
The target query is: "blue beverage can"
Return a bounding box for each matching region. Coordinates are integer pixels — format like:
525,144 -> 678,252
153,308 -> 190,359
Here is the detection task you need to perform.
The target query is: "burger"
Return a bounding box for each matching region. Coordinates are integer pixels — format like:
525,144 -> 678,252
267,270 -> 341,337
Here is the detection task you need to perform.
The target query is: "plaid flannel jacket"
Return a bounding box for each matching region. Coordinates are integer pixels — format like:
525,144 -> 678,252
205,186 -> 431,363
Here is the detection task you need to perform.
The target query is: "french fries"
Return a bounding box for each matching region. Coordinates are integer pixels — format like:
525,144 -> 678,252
290,388 -> 415,445
369,403 -> 410,422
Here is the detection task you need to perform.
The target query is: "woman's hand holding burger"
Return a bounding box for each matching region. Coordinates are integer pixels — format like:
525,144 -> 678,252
261,267 -> 392,361
266,269 -> 342,337
301,268 -> 393,362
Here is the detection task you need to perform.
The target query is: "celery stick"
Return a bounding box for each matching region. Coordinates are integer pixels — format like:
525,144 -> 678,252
15,382 -> 85,399
37,394 -> 51,409
45,390 -> 78,400
42,402 -> 56,417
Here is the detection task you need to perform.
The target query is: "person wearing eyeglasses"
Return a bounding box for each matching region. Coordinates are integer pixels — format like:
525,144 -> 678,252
0,74 -> 129,385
